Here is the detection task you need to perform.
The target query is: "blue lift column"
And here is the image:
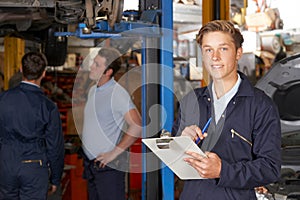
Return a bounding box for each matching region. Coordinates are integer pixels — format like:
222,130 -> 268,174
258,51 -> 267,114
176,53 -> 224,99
141,0 -> 174,199
53,2 -> 173,198
160,0 -> 174,199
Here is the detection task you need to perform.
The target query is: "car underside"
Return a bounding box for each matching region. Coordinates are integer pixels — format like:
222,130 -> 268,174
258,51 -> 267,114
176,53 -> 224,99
0,0 -> 124,66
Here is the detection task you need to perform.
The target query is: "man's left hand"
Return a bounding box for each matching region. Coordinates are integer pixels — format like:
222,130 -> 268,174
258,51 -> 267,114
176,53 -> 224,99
184,151 -> 222,179
95,149 -> 120,168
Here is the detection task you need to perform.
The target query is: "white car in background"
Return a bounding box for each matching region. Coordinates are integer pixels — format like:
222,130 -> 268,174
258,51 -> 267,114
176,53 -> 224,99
256,53 -> 300,200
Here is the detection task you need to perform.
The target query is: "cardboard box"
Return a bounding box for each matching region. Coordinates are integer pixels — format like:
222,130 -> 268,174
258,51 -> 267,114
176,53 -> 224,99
245,9 -> 278,32
66,53 -> 77,68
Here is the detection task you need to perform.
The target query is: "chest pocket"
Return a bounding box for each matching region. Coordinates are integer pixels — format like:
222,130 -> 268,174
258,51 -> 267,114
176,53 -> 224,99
230,128 -> 252,147
225,124 -> 253,161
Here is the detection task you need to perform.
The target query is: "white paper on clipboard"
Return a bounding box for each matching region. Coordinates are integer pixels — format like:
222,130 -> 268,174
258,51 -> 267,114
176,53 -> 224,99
142,136 -> 207,180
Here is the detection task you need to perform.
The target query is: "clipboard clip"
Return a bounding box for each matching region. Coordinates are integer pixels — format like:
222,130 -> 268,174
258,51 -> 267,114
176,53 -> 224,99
156,129 -> 173,149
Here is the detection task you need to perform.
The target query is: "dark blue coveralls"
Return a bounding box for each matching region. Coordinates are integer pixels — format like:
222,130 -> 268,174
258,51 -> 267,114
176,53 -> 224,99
172,72 -> 282,200
0,83 -> 64,200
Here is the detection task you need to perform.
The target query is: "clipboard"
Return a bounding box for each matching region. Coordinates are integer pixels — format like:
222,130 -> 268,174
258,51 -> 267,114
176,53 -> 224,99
142,136 -> 207,180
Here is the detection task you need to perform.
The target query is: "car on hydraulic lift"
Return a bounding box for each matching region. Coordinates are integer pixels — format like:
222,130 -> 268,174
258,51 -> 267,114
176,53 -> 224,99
0,0 -> 124,66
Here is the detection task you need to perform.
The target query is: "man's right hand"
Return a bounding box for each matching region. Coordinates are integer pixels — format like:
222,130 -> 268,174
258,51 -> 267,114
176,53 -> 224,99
182,125 -> 208,144
48,184 -> 57,195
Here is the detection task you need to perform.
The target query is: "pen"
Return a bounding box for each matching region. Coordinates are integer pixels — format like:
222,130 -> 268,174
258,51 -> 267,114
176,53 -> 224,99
195,117 -> 212,144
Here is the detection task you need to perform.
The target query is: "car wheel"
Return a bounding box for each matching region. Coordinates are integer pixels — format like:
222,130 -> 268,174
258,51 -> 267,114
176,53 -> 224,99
43,23 -> 68,66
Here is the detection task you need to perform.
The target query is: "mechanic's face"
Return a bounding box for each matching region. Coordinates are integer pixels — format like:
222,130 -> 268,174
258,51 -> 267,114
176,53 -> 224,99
89,55 -> 107,82
201,31 -> 242,82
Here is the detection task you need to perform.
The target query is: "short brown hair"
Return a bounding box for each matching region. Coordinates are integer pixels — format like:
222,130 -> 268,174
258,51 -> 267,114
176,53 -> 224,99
21,52 -> 48,80
98,47 -> 122,77
196,20 -> 244,50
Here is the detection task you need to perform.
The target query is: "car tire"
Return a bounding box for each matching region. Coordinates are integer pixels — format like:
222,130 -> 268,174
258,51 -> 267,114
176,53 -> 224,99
43,23 -> 68,66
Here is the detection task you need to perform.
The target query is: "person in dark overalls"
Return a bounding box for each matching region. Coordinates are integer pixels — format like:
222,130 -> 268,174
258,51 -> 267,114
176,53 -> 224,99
0,52 -> 64,200
172,20 -> 281,200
